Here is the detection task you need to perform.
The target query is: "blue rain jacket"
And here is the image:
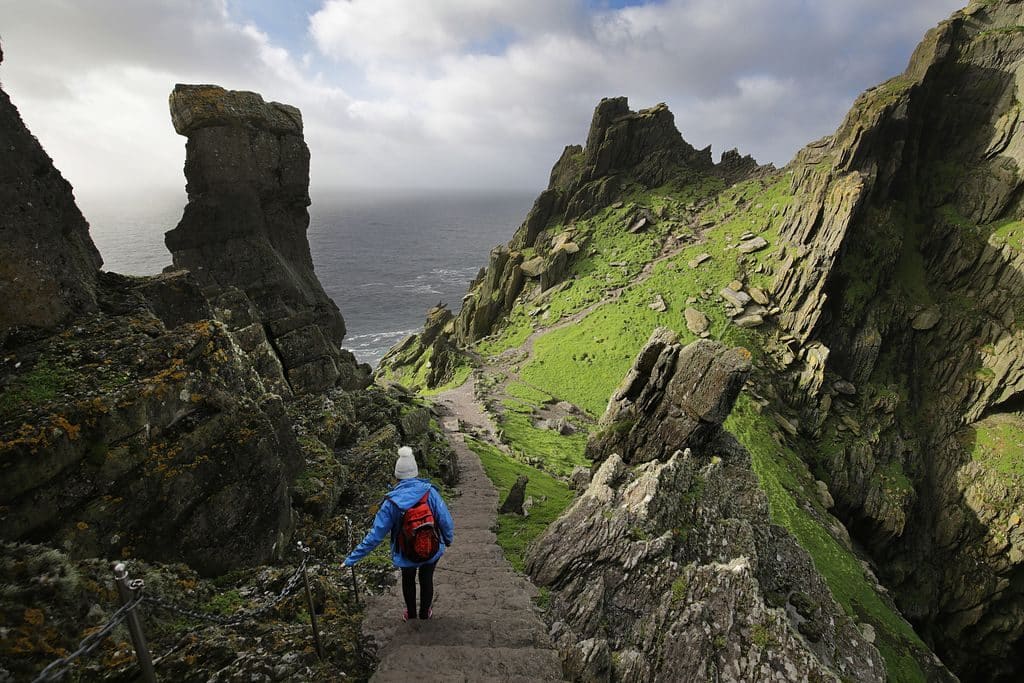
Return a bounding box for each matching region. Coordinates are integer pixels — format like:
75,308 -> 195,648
344,478 -> 454,568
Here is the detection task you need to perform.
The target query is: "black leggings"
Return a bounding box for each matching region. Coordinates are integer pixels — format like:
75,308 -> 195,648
401,561 -> 437,619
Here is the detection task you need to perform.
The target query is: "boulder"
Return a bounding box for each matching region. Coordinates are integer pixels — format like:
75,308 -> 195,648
627,215 -> 649,233
684,307 -> 709,334
720,287 -> 751,308
586,329 -> 752,465
748,286 -> 770,305
521,256 -> 547,277
569,466 -> 592,492
499,475 -> 529,515
737,236 -> 768,253
688,253 -> 711,269
648,294 -> 668,312
911,305 -> 942,331
733,312 -> 764,328
833,379 -> 857,395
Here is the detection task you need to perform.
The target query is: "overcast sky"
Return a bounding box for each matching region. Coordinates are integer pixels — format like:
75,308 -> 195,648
0,0 -> 964,202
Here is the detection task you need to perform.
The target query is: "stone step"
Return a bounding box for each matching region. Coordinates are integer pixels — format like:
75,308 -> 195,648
371,645 -> 563,681
365,412 -> 565,682
369,612 -> 555,648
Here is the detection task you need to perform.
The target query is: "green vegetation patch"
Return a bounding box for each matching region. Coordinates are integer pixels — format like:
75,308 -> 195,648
520,305 -> 657,418
498,381 -> 589,477
967,414 -> 1024,476
499,412 -> 588,477
466,436 -> 574,572
726,396 -> 929,683
420,363 -> 473,396
513,174 -> 789,417
0,358 -> 80,421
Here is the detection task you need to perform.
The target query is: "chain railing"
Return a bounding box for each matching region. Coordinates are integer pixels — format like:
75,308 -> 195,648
32,588 -> 145,682
30,542 -> 329,682
142,551 -> 309,627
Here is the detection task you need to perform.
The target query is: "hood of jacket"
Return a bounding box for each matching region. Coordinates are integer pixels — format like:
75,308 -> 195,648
386,477 -> 434,510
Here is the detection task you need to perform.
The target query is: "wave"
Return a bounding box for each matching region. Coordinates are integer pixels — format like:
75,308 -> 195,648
346,328 -> 420,346
394,283 -> 442,295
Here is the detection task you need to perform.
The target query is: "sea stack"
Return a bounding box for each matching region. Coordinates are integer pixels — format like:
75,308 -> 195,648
165,84 -> 369,393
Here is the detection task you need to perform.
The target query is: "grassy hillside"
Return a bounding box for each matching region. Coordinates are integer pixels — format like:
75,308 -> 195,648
450,177 -> 936,681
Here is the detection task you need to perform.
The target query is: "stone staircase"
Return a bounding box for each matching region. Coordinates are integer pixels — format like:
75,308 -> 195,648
363,429 -> 564,682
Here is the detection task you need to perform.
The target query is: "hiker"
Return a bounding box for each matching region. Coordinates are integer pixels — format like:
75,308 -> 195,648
344,446 -> 455,620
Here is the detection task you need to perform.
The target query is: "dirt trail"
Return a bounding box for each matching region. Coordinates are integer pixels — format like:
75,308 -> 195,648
362,379 -> 564,682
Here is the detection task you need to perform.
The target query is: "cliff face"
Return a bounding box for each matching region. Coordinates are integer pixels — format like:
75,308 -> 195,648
165,85 -> 369,394
0,273 -> 303,575
0,45 -> 102,338
758,2 -> 1024,676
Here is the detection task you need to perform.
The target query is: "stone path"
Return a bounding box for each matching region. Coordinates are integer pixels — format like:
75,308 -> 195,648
362,381 -> 564,682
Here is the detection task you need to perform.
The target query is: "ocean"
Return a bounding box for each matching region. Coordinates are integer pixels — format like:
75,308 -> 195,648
80,188 -> 535,367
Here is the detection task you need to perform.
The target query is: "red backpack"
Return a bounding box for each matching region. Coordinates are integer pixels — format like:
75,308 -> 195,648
397,492 -> 440,562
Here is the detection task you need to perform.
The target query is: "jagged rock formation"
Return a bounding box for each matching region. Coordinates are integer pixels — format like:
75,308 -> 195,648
378,98 -> 763,387
512,98 -> 716,251
165,84 -> 369,394
758,2 -> 1024,676
586,329 -> 753,465
527,332 -> 891,682
453,98 -> 759,347
0,43 -> 102,338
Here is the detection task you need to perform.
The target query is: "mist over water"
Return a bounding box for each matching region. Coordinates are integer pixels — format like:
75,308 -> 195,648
83,188 -> 534,367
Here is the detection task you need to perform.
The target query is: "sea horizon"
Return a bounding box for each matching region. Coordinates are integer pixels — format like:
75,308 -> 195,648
80,187 -> 536,367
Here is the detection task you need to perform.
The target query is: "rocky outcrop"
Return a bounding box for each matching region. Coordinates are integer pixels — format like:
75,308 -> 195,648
0,272 -> 302,576
0,44 -> 102,338
165,84 -> 369,394
527,332 -> 887,682
379,98 -> 764,387
377,303 -> 461,389
586,329 -> 752,465
454,98 -> 754,349
757,2 -> 1024,677
513,98 -> 715,250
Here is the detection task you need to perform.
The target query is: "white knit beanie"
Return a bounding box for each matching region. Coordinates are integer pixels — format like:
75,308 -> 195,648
394,446 -> 419,480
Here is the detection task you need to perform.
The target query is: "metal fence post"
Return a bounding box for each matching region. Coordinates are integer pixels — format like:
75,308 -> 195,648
298,543 -> 324,660
113,563 -> 156,683
345,517 -> 360,606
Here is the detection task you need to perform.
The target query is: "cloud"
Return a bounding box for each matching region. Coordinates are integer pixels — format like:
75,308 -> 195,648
306,0 -> 965,173
309,0 -> 580,65
0,0 -> 966,204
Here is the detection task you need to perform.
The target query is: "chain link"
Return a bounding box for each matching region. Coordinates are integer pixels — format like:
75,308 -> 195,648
32,549 -> 317,680
31,589 -> 145,683
141,554 -> 308,627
